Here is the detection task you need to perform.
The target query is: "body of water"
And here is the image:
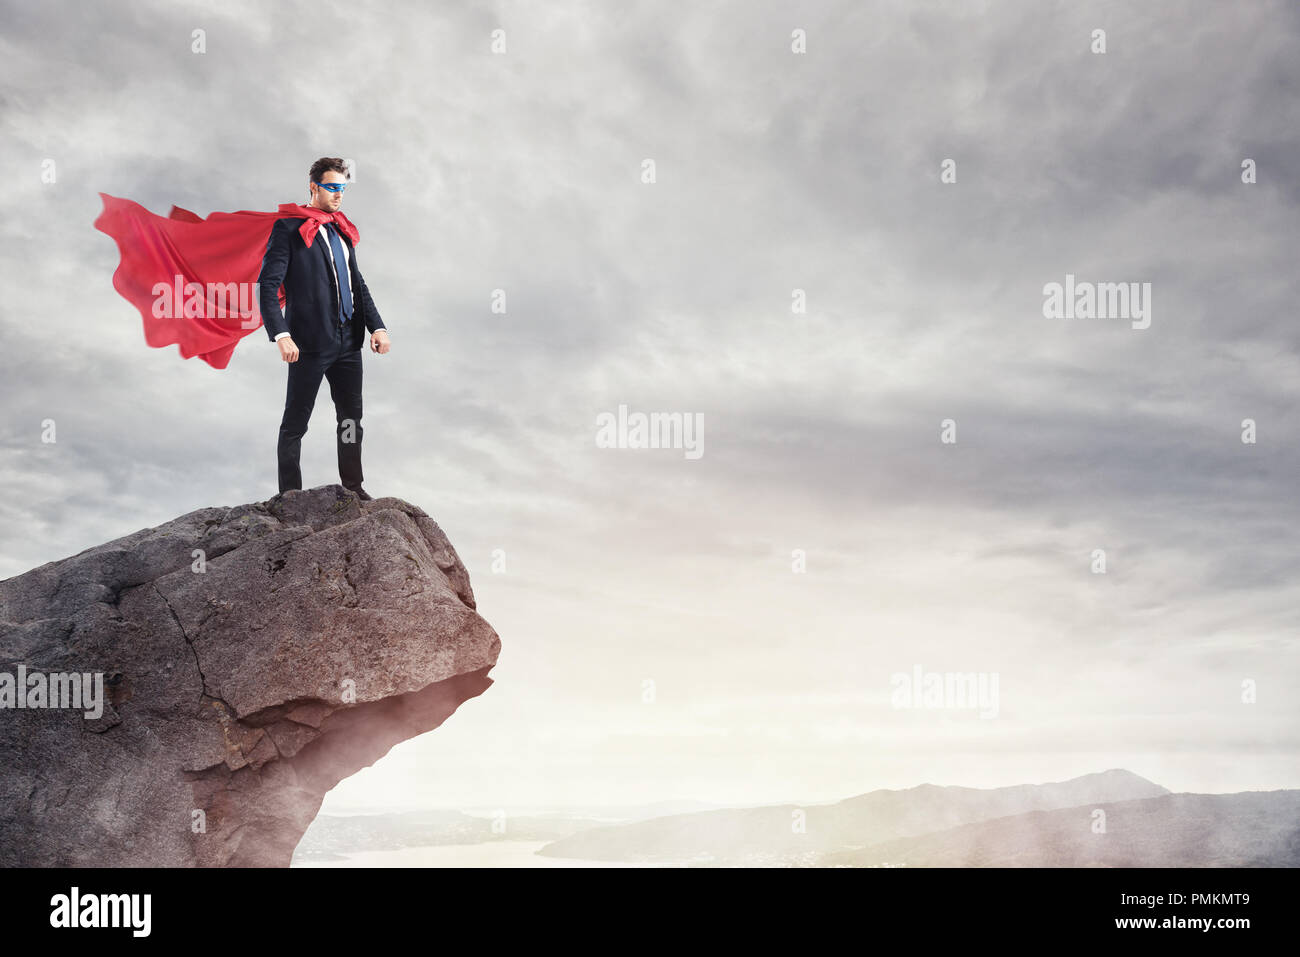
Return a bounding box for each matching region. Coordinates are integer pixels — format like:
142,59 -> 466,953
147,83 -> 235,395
292,840 -> 685,867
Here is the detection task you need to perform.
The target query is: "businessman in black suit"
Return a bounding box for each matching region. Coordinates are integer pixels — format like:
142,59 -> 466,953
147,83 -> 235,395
258,157 -> 390,500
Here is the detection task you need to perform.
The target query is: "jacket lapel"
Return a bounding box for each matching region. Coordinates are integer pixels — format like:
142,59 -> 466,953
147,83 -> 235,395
314,224 -> 339,297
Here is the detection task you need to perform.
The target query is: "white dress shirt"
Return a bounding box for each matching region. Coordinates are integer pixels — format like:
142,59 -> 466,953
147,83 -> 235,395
274,221 -> 378,342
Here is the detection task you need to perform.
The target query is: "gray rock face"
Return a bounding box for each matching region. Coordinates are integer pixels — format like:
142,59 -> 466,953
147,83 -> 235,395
0,485 -> 500,867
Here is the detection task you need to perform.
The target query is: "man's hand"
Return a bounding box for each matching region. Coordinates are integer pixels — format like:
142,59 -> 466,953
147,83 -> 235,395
277,336 -> 300,363
370,329 -> 391,354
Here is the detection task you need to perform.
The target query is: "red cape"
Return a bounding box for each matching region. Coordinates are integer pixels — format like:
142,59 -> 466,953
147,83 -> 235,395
93,193 -> 360,369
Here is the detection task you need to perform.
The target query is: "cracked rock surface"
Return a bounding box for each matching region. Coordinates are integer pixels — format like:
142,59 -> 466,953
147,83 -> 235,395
0,485 -> 500,866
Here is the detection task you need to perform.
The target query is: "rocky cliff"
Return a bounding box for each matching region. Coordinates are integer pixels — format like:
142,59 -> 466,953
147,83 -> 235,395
0,485 -> 500,867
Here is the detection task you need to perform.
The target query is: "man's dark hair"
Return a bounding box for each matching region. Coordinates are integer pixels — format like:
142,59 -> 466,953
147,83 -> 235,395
309,157 -> 350,181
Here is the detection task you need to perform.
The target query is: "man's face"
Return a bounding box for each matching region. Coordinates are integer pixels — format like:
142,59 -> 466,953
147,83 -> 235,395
309,169 -> 347,212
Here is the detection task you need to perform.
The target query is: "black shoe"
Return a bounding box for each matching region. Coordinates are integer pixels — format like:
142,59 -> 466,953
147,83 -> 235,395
346,486 -> 373,501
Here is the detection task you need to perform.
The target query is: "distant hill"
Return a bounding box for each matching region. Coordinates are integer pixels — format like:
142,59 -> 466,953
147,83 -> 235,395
821,791 -> 1300,867
537,769 -> 1169,865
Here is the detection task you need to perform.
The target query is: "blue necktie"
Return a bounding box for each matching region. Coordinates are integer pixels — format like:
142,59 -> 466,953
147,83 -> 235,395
325,224 -> 354,324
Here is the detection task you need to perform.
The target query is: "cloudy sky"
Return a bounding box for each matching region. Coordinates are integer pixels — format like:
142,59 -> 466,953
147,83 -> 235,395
2,0 -> 1298,811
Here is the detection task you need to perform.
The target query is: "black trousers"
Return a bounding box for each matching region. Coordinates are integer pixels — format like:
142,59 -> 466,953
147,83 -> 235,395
277,319 -> 364,493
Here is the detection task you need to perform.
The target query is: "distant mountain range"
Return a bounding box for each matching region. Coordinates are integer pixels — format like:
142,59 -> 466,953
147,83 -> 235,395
293,770 -> 1300,866
537,768 -> 1173,865
819,791 -> 1300,867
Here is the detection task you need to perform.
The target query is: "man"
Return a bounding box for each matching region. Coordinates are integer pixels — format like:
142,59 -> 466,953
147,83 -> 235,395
258,157 -> 391,500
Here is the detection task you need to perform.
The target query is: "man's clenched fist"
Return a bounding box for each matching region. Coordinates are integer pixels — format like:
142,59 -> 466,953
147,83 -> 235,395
370,329 -> 391,354
277,336 -> 300,363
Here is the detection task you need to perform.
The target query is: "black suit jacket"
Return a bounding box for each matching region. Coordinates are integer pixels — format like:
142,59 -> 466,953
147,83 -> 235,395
257,217 -> 385,351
